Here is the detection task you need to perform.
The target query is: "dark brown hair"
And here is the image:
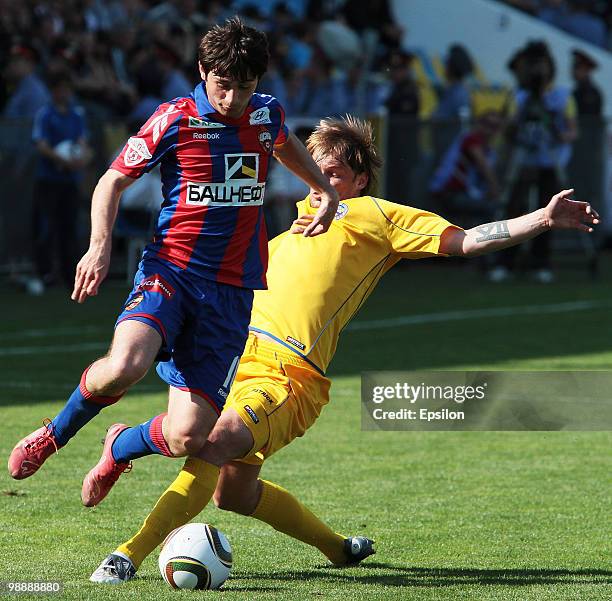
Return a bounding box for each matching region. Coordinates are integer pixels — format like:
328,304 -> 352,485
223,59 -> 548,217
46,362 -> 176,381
306,115 -> 382,194
198,16 -> 269,81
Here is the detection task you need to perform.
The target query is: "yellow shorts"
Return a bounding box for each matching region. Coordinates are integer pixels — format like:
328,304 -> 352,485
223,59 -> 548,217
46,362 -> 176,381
224,334 -> 331,466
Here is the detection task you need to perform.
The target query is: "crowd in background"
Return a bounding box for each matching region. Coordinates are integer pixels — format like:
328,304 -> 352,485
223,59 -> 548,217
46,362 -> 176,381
502,0 -> 612,50
0,0 -> 406,123
0,0 -> 607,291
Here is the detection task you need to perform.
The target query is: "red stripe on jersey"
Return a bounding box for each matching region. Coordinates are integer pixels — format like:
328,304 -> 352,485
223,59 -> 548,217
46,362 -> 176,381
217,206 -> 260,285
157,110 -> 212,268
215,117 -> 270,285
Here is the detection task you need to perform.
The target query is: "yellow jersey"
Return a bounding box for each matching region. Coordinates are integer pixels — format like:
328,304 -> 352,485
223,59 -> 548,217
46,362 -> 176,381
249,196 -> 458,374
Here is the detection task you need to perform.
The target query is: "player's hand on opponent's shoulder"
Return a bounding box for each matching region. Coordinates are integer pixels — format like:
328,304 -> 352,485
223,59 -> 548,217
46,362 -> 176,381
544,188 -> 600,233
291,213 -> 315,234
71,244 -> 111,303
302,188 -> 339,237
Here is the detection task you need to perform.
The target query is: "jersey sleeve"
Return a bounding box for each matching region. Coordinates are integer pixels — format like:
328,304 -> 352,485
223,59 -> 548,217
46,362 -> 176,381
110,102 -> 182,178
373,198 -> 460,258
273,101 -> 289,147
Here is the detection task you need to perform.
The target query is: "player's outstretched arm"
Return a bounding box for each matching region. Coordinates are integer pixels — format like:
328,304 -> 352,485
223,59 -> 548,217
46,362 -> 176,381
439,189 -> 599,257
273,132 -> 339,237
71,169 -> 135,303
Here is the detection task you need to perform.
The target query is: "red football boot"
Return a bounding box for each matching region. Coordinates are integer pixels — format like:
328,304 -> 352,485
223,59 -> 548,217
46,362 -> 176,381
81,423 -> 131,507
8,419 -> 60,479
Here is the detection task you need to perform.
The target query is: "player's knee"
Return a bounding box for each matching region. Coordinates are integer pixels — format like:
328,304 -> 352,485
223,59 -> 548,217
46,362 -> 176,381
106,352 -> 150,388
167,428 -> 208,457
201,414 -> 253,465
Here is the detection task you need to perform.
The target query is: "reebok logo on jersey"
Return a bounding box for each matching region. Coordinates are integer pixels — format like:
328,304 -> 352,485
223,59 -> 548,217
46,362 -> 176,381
286,336 -> 306,351
193,132 -> 221,140
249,107 -> 272,125
124,137 -> 152,167
137,274 -> 175,299
144,105 -> 179,143
188,116 -> 225,128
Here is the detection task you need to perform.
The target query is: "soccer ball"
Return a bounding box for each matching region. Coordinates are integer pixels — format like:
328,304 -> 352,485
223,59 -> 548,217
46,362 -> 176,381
159,523 -> 232,590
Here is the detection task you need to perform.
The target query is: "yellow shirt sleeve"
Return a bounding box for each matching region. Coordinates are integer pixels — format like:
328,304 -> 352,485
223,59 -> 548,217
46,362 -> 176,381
373,198 -> 459,258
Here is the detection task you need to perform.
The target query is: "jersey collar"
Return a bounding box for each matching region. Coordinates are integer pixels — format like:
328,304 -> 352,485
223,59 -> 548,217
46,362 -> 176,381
194,82 -> 216,116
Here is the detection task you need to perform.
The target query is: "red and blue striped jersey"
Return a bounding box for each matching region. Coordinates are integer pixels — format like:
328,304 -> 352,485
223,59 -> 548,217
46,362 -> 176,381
111,83 -> 289,289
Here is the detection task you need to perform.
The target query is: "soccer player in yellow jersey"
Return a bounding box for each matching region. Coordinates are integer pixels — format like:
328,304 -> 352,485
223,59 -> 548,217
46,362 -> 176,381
91,116 -> 598,582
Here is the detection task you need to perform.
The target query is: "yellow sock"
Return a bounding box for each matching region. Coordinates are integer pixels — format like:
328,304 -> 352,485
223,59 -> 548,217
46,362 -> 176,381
116,457 -> 219,568
251,480 -> 346,564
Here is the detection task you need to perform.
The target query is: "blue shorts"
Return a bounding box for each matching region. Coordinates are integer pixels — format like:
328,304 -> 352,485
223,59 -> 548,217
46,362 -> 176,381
116,258 -> 253,414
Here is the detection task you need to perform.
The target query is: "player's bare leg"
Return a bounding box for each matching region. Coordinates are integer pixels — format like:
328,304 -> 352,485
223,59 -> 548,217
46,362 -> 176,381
214,461 -> 373,565
9,321 -> 161,480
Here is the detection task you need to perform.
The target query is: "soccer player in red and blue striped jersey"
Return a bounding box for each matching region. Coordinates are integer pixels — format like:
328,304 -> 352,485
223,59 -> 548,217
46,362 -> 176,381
8,18 -> 339,508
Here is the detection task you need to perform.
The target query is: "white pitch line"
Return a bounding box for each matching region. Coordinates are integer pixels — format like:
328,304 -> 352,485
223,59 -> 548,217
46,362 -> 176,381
0,326 -> 104,341
346,300 -> 612,332
0,342 -> 107,357
1,300 -> 610,354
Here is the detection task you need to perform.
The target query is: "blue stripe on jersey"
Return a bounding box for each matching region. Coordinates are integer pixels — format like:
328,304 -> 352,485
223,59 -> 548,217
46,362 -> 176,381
248,327 -> 326,376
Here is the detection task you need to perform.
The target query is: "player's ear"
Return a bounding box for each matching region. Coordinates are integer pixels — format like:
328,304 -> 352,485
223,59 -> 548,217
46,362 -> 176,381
199,63 -> 207,81
356,172 -> 368,193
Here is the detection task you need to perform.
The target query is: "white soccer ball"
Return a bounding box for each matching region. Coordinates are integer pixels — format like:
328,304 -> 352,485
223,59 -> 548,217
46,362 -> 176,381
158,523 -> 232,590
54,139 -> 83,160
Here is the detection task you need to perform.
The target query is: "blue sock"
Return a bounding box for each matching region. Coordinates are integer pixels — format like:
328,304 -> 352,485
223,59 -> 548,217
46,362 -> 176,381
51,386 -> 104,447
111,413 -> 173,462
51,368 -> 123,447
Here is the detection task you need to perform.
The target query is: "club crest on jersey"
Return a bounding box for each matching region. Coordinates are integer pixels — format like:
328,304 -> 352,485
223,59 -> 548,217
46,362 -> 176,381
258,130 -> 272,153
189,116 -> 225,129
249,107 -> 272,125
137,274 -> 175,299
124,137 -> 152,167
124,294 -> 144,311
334,202 -> 349,220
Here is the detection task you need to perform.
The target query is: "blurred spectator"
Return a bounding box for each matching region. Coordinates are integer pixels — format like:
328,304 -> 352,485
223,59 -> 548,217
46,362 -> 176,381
433,44 -> 473,121
429,111 -> 503,226
493,41 -> 577,283
563,0 -> 607,49
571,48 -> 602,115
291,48 -> 352,118
384,50 -> 419,116
29,68 -> 91,295
3,44 -> 50,119
155,40 -> 193,100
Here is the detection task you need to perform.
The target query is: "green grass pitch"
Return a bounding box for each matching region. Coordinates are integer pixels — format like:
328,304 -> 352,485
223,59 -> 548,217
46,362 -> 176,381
1,257 -> 611,600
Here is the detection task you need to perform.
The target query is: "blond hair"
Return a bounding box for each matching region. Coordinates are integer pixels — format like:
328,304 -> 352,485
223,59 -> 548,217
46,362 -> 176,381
306,115 -> 382,194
